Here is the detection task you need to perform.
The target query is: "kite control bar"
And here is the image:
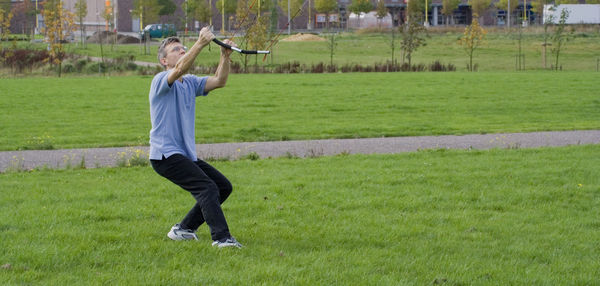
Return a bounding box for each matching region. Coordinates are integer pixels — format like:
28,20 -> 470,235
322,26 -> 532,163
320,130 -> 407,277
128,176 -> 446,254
212,38 -> 270,55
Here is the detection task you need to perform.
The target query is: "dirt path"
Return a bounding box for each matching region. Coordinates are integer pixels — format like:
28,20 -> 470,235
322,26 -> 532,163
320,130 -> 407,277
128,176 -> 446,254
1,130 -> 599,172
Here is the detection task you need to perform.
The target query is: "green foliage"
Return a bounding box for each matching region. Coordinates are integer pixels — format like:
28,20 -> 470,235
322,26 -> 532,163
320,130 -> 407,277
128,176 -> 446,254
401,14 -> 428,66
326,32 -> 338,67
468,0 -> 492,20
441,0 -> 461,19
551,7 -> 573,70
406,0 -> 425,15
157,0 -> 176,17
116,148 -> 150,167
19,134 -> 54,150
189,0 -> 212,25
132,0 -> 159,28
0,145 -> 599,284
0,7 -> 13,43
375,0 -> 388,20
278,0 -> 304,16
216,0 -> 238,15
315,0 -> 338,13
348,0 -> 373,15
42,0 -> 76,77
74,0 -> 87,47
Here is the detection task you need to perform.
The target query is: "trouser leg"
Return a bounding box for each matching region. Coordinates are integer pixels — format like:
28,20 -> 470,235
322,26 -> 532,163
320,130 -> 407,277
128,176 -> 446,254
179,159 -> 233,231
151,154 -> 232,241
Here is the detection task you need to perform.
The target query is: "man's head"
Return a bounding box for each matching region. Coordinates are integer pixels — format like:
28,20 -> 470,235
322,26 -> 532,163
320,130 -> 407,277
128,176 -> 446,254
157,37 -> 187,69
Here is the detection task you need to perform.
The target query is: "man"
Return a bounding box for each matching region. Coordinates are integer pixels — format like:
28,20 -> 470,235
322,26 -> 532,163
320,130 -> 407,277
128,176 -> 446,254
148,27 -> 242,248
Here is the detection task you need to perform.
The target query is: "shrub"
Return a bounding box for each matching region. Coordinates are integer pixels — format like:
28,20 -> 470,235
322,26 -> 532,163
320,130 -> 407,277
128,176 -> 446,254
429,60 -> 456,72
87,62 -> 107,73
0,49 -> 49,73
75,58 -> 89,71
62,63 -> 75,73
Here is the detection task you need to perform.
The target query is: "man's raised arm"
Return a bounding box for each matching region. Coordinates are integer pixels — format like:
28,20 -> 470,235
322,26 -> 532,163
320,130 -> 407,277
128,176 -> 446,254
167,27 -> 215,85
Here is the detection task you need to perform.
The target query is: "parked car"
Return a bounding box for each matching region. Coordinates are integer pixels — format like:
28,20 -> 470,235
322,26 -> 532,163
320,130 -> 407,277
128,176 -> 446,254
140,24 -> 176,40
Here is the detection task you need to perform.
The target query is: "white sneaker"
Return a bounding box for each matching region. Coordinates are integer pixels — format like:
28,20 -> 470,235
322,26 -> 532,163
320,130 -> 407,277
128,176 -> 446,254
212,237 -> 243,248
167,224 -> 198,241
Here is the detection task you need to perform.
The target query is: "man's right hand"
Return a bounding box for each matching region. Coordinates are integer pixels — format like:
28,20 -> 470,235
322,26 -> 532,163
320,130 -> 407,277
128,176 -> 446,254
198,27 -> 215,47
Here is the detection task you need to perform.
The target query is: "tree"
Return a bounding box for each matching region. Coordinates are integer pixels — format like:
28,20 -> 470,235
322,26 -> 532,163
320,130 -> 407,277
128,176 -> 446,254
375,0 -> 388,29
269,0 -> 278,34
0,7 -> 13,44
277,0 -> 304,30
191,0 -> 213,27
326,32 -> 337,68
540,5 -> 559,69
315,0 -> 337,29
458,14 -> 486,71
348,0 -> 373,28
494,0 -> 511,26
235,0 -> 272,70
468,0 -> 491,23
401,13 -> 428,67
441,0 -> 460,25
42,0 -> 76,77
132,0 -> 159,30
74,0 -> 87,47
551,7 -> 571,70
217,0 -> 238,33
406,0 -> 425,17
157,0 -> 177,22
10,0 -> 36,40
530,0 -> 552,25
389,26 -> 400,65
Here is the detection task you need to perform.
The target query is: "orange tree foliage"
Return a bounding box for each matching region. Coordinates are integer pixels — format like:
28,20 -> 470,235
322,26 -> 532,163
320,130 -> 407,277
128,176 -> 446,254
42,0 -> 76,76
458,15 -> 486,71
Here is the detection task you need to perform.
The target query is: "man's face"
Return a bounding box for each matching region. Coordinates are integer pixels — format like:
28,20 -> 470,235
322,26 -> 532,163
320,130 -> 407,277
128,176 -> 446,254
161,43 -> 187,69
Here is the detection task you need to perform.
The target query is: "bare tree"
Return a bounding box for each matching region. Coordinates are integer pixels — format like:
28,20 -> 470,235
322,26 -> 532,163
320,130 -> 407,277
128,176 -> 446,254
551,7 -> 572,70
75,0 -> 88,48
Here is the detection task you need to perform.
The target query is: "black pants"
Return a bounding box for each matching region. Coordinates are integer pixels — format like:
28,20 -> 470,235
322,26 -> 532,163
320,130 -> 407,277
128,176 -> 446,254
151,154 -> 233,241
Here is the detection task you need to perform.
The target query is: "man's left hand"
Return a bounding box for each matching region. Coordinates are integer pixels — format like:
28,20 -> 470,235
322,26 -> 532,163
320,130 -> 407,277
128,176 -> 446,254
221,39 -> 236,58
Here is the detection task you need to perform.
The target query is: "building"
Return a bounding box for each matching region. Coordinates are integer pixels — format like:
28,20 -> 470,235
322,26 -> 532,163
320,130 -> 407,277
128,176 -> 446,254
8,0 -> 594,35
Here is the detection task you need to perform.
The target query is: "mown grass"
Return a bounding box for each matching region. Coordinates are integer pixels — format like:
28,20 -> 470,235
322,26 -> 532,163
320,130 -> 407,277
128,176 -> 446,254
1,72 -> 598,151
15,28 -> 600,72
1,145 -> 598,284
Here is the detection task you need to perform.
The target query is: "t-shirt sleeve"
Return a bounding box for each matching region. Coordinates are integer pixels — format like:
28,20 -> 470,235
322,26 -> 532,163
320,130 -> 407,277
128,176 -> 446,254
152,71 -> 173,96
195,76 -> 209,97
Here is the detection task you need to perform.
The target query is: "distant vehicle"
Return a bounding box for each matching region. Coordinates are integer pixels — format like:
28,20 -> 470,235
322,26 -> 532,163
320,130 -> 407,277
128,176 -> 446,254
140,24 -> 176,40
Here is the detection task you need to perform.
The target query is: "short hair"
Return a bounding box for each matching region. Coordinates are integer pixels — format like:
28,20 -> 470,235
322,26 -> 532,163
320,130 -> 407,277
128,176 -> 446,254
157,37 -> 181,67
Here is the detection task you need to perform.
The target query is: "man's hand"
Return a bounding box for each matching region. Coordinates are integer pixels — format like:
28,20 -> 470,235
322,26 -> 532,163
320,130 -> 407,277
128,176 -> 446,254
198,27 -> 215,47
220,39 -> 237,58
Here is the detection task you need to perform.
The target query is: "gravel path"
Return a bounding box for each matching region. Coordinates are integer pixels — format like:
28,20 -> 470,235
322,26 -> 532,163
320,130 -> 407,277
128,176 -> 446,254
1,130 -> 598,172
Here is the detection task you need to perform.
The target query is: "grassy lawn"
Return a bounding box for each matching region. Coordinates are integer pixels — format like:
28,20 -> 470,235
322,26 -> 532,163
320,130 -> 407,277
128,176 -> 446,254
1,145 -> 598,284
1,72 -> 598,151
15,29 -> 600,72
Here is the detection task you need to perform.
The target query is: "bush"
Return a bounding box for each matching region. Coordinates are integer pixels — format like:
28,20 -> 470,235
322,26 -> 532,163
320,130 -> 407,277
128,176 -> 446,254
126,62 -> 138,71
429,60 -> 456,72
62,63 -> 75,73
87,62 -> 107,73
0,49 -> 49,73
75,59 -> 89,72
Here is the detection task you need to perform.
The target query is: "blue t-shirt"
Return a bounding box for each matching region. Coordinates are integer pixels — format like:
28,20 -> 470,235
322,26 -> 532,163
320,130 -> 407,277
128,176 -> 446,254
148,71 -> 209,160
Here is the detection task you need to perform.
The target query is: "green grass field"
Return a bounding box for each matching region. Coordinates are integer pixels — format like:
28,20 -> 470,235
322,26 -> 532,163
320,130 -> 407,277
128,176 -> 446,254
2,28 -> 599,285
16,28 -> 600,72
1,72 -> 598,151
1,145 -> 599,284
